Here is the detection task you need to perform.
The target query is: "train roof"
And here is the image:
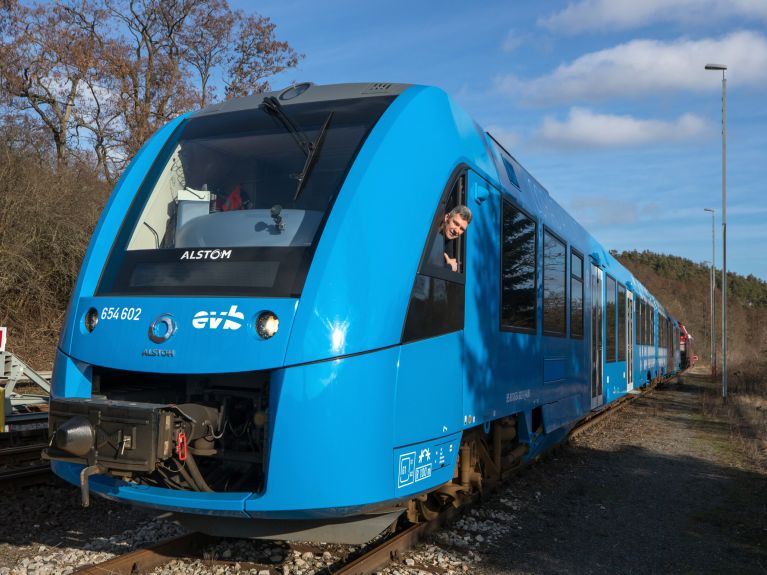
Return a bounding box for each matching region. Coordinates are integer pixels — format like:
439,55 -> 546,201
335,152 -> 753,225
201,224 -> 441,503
193,82 -> 412,118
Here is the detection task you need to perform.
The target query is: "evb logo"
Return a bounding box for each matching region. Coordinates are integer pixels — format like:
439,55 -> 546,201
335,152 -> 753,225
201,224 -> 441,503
192,305 -> 244,330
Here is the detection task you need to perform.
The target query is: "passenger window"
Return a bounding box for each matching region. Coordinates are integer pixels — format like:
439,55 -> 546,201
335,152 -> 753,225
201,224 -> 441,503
501,199 -> 537,332
570,251 -> 584,338
542,229 -> 566,336
605,275 -> 617,362
618,284 -> 626,360
402,171 -> 468,343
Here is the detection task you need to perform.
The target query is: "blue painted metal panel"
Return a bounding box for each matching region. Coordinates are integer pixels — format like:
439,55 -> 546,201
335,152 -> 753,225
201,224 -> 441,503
244,348 -> 399,517
603,361 -> 628,403
52,348 -> 91,398
542,394 -> 582,433
543,356 -> 567,384
51,461 -> 251,516
66,296 -> 298,374
394,333 -> 463,446
393,433 -> 460,497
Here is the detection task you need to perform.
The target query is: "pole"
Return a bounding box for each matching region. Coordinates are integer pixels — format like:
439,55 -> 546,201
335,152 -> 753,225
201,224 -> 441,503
721,69 -> 727,403
704,209 -> 716,377
706,63 -> 728,403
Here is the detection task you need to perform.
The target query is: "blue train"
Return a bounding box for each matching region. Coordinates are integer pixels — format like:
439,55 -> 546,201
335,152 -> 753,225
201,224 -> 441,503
44,83 -> 683,543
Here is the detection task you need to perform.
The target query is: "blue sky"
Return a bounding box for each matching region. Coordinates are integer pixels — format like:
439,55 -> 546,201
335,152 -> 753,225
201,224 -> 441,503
242,0 -> 767,280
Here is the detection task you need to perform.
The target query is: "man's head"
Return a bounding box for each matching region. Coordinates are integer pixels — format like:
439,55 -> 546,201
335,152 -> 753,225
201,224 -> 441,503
442,205 -> 472,240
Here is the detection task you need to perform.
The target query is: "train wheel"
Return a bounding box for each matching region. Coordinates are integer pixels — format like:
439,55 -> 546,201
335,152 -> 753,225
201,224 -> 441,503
415,491 -> 449,521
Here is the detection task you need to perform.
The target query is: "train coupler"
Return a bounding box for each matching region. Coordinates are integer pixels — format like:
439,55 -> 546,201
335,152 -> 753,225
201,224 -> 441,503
79,464 -> 106,507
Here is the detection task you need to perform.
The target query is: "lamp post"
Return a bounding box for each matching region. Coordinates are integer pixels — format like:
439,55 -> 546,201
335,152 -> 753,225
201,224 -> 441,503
704,208 -> 716,377
705,63 -> 727,403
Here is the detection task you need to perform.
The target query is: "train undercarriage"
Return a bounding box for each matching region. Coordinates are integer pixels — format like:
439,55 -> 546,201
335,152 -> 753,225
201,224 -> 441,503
44,364 -> 533,542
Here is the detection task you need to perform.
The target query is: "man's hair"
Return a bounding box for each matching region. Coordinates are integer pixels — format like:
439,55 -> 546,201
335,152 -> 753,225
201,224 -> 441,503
447,204 -> 472,223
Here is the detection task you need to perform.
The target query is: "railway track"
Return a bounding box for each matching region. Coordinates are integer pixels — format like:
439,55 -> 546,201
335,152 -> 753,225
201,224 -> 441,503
0,441 -> 52,488
69,376 -> 675,575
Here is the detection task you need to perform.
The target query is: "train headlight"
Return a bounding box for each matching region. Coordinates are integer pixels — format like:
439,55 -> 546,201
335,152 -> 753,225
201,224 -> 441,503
256,311 -> 279,339
85,308 -> 99,332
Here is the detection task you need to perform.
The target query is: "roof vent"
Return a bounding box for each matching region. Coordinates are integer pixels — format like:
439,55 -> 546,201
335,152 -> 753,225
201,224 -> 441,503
362,83 -> 393,94
280,82 -> 312,101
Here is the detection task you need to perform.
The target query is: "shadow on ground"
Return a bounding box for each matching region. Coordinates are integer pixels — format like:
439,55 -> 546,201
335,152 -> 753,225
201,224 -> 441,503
480,373 -> 767,575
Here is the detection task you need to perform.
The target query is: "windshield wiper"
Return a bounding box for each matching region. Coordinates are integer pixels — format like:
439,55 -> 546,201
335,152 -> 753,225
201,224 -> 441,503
261,96 -> 310,157
293,111 -> 333,201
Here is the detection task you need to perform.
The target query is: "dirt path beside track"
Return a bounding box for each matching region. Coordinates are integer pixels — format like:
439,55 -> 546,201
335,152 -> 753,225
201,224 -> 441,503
471,366 -> 767,575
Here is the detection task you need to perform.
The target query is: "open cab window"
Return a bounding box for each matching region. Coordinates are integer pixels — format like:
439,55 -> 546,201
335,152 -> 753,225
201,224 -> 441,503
402,170 -> 468,343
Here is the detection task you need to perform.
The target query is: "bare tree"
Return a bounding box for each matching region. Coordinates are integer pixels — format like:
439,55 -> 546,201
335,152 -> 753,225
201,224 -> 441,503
178,0 -> 234,108
225,12 -> 301,99
0,0 -> 302,176
102,0 -> 198,157
0,1 -> 102,166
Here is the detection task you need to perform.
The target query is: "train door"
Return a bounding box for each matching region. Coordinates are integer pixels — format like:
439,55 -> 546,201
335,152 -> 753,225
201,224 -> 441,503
397,168 -> 467,446
590,264 -> 604,409
627,291 -> 634,391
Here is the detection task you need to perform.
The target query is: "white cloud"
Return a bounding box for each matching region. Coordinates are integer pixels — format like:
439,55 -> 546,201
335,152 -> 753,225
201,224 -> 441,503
564,195 -> 661,228
502,30 -> 523,53
539,0 -> 767,34
534,107 -> 708,148
496,31 -> 767,104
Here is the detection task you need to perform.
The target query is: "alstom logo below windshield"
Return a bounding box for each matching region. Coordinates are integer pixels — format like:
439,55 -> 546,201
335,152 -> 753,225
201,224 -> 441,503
192,305 -> 244,330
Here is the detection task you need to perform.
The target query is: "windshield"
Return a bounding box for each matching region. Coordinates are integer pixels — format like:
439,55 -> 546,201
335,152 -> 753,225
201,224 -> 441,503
97,96 -> 394,296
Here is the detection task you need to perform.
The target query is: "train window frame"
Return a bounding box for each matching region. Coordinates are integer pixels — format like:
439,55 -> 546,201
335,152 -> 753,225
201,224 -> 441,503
642,300 -> 648,345
645,301 -> 650,346
570,249 -> 584,339
401,166 -> 469,344
542,227 -> 567,337
617,283 -> 626,361
499,197 -> 538,334
605,274 -> 617,363
417,167 -> 470,284
645,301 -> 651,346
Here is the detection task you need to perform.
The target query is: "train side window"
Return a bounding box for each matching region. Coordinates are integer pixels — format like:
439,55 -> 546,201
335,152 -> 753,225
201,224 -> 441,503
605,275 -> 617,362
641,301 -> 647,345
644,302 -> 649,345
570,250 -> 584,338
642,300 -> 649,345
402,170 -> 468,343
617,283 -> 626,360
542,229 -> 566,336
501,199 -> 537,332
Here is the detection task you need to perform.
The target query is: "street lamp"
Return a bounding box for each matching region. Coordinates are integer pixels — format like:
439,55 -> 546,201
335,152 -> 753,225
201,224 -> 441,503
703,208 -> 716,377
705,63 -> 727,403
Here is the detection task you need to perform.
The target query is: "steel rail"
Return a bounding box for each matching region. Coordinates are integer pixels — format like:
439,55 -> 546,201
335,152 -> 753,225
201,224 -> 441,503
0,442 -> 47,457
71,532 -> 216,575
